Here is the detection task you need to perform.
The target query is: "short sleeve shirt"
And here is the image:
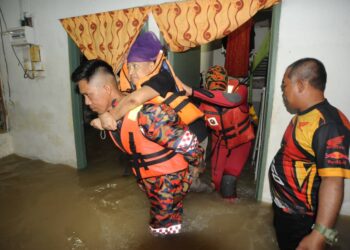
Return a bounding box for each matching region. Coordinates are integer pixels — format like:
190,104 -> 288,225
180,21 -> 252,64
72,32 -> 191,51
269,100 -> 350,215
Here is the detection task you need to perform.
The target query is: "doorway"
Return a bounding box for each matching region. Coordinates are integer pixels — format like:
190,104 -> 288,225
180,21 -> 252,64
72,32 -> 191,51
192,6 -> 279,200
68,5 -> 281,201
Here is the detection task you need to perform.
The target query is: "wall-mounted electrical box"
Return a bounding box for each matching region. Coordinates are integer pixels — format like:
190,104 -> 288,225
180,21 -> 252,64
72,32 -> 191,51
23,44 -> 44,73
3,26 -> 44,78
7,26 -> 35,46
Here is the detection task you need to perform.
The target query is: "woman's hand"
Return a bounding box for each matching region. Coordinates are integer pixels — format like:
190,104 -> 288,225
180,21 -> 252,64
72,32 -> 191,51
99,112 -> 117,130
90,118 -> 103,130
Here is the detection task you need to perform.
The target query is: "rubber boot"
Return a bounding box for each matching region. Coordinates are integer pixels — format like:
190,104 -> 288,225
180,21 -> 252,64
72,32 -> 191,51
220,175 -> 237,199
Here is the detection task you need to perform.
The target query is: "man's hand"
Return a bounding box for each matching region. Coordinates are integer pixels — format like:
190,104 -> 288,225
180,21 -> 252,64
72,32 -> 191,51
296,230 -> 326,250
90,118 -> 103,130
99,112 -> 117,130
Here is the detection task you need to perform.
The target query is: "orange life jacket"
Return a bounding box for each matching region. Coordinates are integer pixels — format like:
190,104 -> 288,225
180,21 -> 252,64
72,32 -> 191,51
119,51 -> 203,125
108,106 -> 188,179
200,80 -> 255,149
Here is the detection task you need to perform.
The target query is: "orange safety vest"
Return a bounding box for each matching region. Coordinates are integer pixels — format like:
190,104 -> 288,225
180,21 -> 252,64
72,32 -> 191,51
200,80 -> 255,149
108,106 -> 188,179
119,51 -> 203,125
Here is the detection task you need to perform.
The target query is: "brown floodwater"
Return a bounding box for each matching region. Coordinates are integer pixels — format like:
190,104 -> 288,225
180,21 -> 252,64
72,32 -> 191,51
0,128 -> 349,250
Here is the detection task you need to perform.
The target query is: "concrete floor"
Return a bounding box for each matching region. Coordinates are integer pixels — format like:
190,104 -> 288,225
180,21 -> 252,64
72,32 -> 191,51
0,128 -> 349,250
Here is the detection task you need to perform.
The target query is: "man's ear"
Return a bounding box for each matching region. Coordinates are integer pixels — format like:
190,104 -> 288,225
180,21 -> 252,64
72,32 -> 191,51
103,83 -> 112,94
296,79 -> 306,93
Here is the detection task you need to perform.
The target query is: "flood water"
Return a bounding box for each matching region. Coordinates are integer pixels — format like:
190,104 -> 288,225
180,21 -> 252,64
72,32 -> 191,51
1,127 -> 349,250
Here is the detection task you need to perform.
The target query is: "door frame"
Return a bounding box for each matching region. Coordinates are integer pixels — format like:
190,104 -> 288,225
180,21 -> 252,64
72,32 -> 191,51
255,4 -> 281,201
67,5 -> 282,177
68,37 -> 87,170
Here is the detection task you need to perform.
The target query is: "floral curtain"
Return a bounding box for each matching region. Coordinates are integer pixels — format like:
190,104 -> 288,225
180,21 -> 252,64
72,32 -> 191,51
60,0 -> 280,70
60,7 -> 151,72
152,0 -> 279,52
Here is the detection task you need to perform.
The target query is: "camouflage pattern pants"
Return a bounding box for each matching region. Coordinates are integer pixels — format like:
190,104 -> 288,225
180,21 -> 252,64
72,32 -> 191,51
139,169 -> 192,232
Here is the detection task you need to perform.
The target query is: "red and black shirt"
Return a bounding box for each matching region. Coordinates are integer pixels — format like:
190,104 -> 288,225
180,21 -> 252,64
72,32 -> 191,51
269,100 -> 350,215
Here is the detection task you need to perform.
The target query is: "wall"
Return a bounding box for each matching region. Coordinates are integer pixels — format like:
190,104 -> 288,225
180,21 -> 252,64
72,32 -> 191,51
262,0 -> 350,215
0,0 -> 179,167
0,133 -> 13,158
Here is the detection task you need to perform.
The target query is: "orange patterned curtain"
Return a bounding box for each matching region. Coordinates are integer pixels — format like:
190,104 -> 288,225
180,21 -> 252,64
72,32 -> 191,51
60,7 -> 151,72
152,0 -> 279,52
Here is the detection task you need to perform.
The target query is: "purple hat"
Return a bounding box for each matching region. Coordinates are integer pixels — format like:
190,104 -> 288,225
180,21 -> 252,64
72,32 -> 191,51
127,31 -> 162,63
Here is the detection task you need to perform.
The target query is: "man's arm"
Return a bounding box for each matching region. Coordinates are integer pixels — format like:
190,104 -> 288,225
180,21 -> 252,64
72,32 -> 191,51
297,177 -> 344,250
297,123 -> 349,249
180,80 -> 246,108
192,88 -> 246,107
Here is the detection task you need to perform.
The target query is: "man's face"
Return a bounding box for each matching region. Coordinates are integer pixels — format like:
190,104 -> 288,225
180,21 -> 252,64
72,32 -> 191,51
281,70 -> 299,114
127,61 -> 155,84
78,75 -> 110,114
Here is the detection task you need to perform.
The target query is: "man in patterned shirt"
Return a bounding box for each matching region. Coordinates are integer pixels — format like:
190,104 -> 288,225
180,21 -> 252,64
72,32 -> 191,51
72,59 -> 204,236
269,58 -> 350,250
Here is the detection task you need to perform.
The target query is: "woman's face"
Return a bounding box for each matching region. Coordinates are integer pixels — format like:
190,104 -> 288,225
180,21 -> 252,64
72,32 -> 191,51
127,61 -> 155,84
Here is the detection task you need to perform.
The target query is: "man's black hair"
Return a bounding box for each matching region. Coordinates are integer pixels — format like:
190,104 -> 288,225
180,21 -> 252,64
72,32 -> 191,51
287,58 -> 327,91
71,59 -> 115,83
